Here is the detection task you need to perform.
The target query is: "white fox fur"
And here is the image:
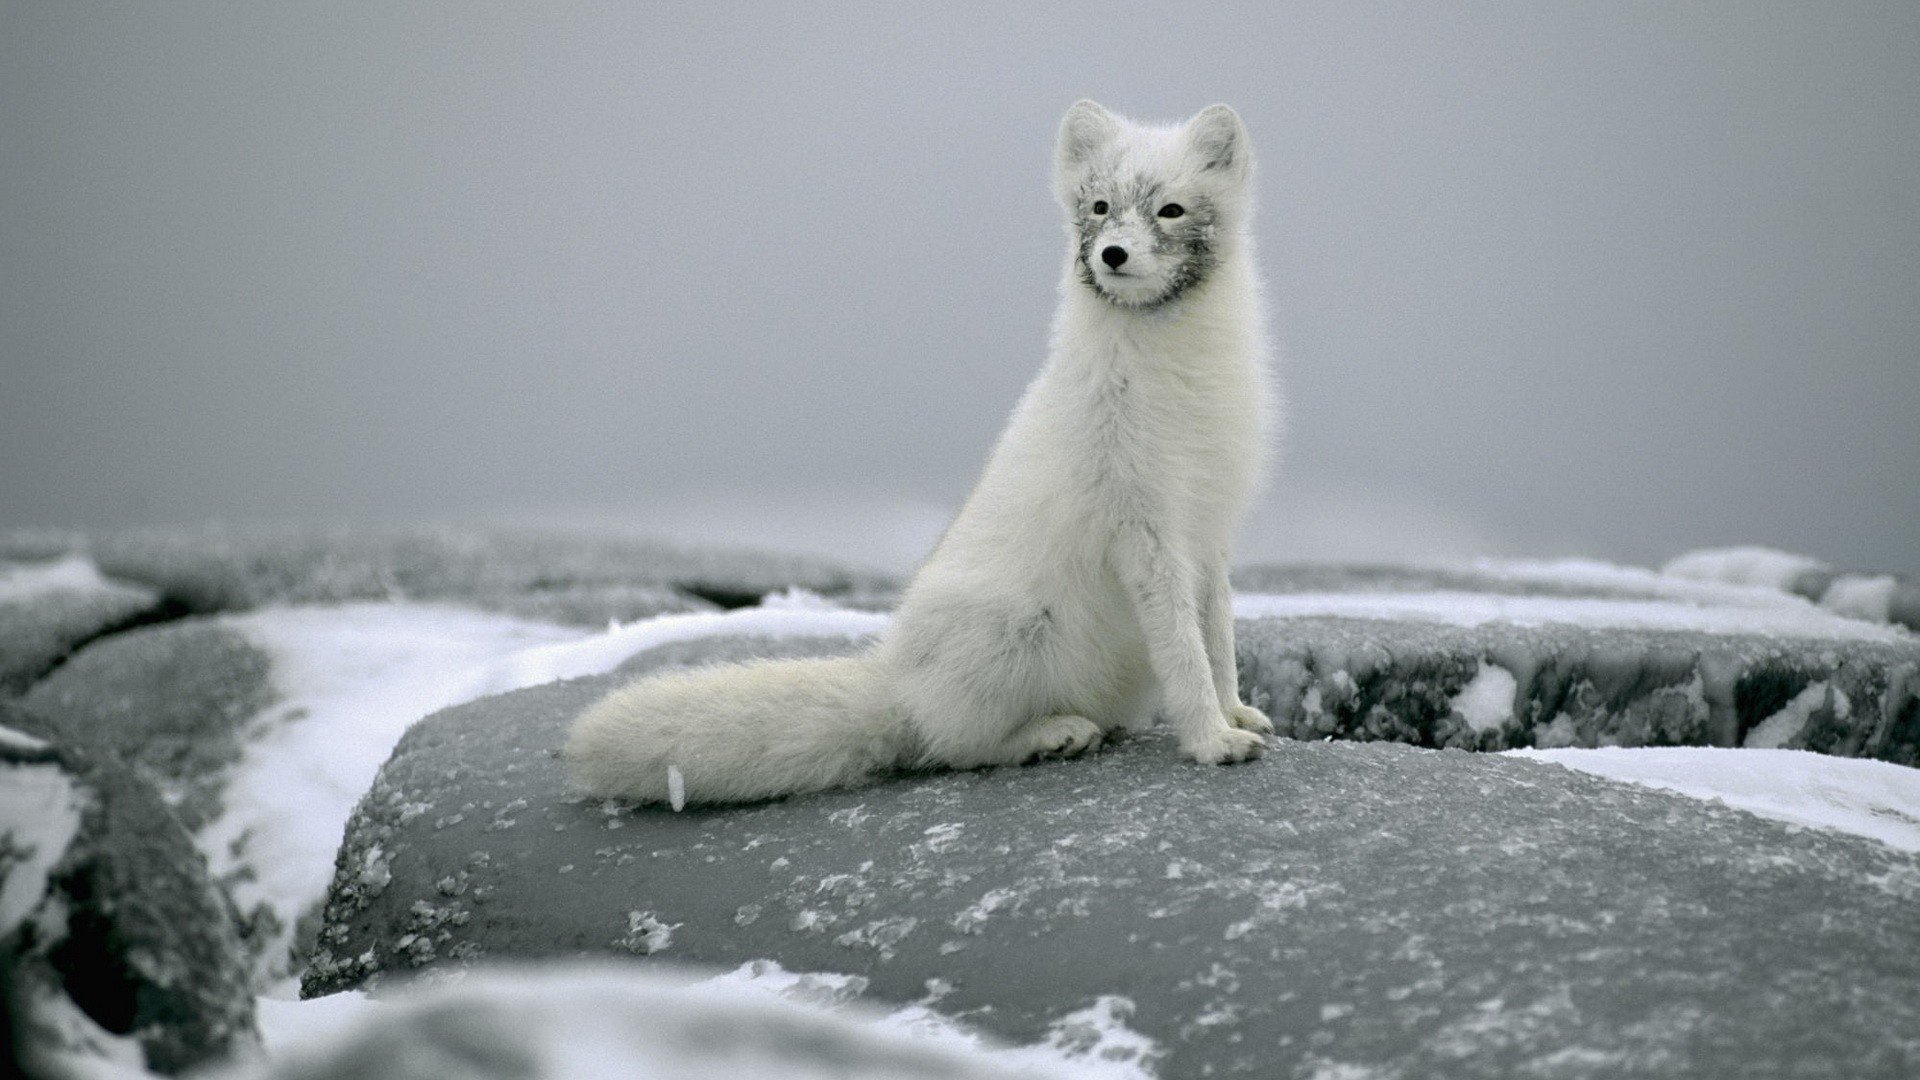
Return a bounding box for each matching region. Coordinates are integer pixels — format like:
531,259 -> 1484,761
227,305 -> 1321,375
566,100 -> 1277,805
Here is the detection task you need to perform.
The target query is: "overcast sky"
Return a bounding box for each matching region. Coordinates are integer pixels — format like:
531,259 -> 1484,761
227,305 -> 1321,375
4,3 -> 1916,575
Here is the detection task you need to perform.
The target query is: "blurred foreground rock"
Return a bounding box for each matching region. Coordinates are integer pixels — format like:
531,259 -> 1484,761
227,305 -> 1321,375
219,965 -> 1072,1080
306,635 -> 1920,1079
2,702 -> 256,1076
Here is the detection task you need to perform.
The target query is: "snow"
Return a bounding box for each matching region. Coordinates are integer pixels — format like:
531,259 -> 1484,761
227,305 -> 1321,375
252,991 -> 375,1057
0,553 -> 151,605
696,961 -> 1159,1080
203,603 -> 584,988
17,985 -> 153,1080
0,757 -> 86,934
1232,590 -> 1907,642
472,604 -> 889,692
1743,682 -> 1849,750
0,723 -> 51,753
1472,556 -> 1817,607
1450,662 -> 1516,733
1509,747 -> 1920,853
1660,547 -> 1828,591
233,962 -> 1154,1080
1819,574 -> 1899,622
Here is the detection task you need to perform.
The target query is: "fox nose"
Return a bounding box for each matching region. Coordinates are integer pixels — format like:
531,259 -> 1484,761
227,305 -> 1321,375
1101,245 -> 1128,269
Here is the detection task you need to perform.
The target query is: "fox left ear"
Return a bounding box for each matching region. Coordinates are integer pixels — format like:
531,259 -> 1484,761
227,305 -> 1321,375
1055,99 -> 1119,205
1184,104 -> 1251,184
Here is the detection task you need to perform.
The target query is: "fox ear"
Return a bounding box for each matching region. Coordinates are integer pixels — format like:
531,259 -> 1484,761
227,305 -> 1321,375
1184,104 -> 1251,184
1056,99 -> 1119,191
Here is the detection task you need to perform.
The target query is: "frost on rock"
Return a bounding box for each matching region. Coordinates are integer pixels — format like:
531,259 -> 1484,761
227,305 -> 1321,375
617,910 -> 678,954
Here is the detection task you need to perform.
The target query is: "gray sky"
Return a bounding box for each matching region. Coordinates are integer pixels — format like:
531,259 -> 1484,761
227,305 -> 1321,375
4,2 -> 1917,575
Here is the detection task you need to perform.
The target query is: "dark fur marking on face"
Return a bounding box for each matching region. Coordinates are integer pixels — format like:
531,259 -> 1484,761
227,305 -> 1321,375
1070,174 -> 1222,309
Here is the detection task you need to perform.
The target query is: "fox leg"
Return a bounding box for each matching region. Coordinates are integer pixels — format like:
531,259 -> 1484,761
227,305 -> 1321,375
1201,554 -> 1272,735
1113,525 -> 1265,765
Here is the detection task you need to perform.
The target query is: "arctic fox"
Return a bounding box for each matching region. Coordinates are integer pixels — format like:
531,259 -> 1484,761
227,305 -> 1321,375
566,100 -> 1277,805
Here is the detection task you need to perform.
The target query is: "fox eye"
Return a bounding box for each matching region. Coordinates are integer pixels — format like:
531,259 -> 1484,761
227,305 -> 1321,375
1091,200 -> 1108,215
1157,203 -> 1185,219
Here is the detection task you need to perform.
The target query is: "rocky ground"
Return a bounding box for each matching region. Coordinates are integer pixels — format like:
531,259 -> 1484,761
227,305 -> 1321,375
3,527 -> 1918,1078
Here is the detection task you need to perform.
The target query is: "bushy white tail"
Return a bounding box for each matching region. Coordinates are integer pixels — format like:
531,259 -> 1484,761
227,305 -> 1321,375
563,654 -> 909,805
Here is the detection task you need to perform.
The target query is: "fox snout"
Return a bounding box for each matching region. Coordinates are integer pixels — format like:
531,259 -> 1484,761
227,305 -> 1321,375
1100,245 -> 1129,268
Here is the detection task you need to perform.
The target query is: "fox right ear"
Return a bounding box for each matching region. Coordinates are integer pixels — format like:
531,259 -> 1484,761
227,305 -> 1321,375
1056,100 -> 1119,194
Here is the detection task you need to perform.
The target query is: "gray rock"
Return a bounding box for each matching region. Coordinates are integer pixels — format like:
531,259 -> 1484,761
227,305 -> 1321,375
306,638 -> 1920,1078
2,527 -> 897,627
2,701 -> 256,1075
22,618 -> 274,832
0,559 -> 163,696
1236,616 -> 1920,764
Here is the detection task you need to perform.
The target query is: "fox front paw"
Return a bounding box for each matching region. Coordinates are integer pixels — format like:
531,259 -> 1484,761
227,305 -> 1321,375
1180,724 -> 1267,765
1226,703 -> 1274,735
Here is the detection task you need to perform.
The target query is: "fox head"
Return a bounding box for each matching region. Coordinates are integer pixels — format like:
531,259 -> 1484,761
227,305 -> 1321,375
1054,100 -> 1253,310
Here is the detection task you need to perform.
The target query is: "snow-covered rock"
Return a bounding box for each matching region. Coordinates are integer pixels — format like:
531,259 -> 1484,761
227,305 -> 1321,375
304,636 -> 1920,1078
1662,546 -> 1920,632
0,554 -> 163,694
2,701 -> 256,1076
1226,560 -> 1920,763
1,526 -> 896,626
1236,613 -> 1920,763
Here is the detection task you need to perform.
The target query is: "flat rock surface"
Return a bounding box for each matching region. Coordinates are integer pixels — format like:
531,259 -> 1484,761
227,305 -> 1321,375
308,638 -> 1920,1078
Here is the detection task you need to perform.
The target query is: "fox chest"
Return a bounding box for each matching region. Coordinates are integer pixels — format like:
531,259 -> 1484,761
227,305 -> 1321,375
1064,369 -> 1263,520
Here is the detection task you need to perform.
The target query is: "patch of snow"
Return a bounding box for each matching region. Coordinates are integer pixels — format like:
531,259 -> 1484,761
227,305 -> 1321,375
16,984 -> 155,1080
0,554 -> 152,605
1450,662 -> 1516,733
473,604 -> 890,693
0,761 -> 86,935
0,722 -> 51,753
1819,574 -> 1899,623
1532,713 -> 1578,749
699,959 -> 870,1008
204,603 -> 585,988
1744,683 -> 1849,750
1232,590 -> 1907,642
696,961 -> 1158,1080
1660,547 -> 1828,592
1509,747 -> 1920,853
757,586 -> 842,611
253,990 -> 376,1057
616,910 -> 678,955
1474,556 -> 1812,608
